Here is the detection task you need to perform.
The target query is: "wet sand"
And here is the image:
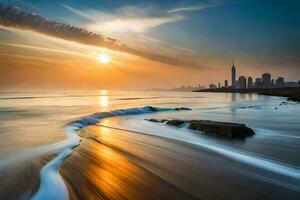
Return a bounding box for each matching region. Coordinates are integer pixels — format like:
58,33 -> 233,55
60,123 -> 300,200
0,153 -> 54,200
1,117 -> 299,199
60,136 -> 197,200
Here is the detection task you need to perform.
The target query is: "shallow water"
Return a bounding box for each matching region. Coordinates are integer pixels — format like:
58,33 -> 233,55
0,90 -> 300,199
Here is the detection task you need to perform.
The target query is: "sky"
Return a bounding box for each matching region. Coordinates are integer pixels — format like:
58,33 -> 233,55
0,0 -> 299,90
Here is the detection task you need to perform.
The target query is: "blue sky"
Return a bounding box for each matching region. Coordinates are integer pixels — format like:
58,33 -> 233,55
2,0 -> 300,59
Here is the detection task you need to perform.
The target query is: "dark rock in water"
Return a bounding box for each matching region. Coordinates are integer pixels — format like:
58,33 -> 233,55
145,106 -> 157,111
174,107 -> 192,111
146,118 -> 161,123
279,101 -> 288,106
188,120 -> 254,139
146,117 -> 255,139
160,119 -> 169,123
288,95 -> 300,102
166,119 -> 186,127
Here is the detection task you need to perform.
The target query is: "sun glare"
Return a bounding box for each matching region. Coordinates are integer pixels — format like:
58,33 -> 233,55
97,53 -> 110,64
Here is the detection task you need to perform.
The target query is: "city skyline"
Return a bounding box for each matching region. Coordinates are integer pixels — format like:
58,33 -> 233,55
206,60 -> 300,89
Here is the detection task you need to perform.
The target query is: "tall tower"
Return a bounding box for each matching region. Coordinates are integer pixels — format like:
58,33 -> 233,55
231,58 -> 236,88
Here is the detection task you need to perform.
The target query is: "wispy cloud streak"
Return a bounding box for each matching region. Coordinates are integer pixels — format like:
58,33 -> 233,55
168,0 -> 227,13
61,4 -> 184,34
0,4 -> 188,67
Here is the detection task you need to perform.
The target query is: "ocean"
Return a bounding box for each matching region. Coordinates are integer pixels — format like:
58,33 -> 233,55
0,91 -> 299,199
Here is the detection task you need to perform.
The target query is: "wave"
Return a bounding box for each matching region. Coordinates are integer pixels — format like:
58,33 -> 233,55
30,106 -> 184,200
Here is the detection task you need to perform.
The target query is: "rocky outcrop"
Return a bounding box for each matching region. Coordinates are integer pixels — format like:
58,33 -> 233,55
146,118 -> 255,139
166,119 -> 186,127
188,120 -> 254,138
287,95 -> 300,102
174,107 -> 192,111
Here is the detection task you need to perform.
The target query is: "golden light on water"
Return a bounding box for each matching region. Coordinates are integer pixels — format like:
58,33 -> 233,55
97,53 -> 110,64
99,90 -> 109,107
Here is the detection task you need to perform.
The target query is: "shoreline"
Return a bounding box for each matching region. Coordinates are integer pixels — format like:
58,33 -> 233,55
30,106 -> 187,199
1,105 -> 300,199
193,87 -> 300,102
60,121 -> 300,199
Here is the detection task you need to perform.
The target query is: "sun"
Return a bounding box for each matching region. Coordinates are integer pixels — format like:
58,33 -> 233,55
97,53 -> 110,64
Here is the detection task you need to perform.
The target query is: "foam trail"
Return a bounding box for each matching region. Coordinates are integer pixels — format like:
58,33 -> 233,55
30,106 -> 182,200
30,149 -> 72,200
188,140 -> 300,180
171,129 -> 300,180
30,126 -> 81,200
114,119 -> 300,180
255,128 -> 300,139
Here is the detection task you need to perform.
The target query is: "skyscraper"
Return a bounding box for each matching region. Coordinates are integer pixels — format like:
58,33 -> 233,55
225,80 -> 228,88
248,76 -> 253,88
238,76 -> 247,89
276,77 -> 284,88
255,78 -> 262,88
231,59 -> 236,88
262,73 -> 271,87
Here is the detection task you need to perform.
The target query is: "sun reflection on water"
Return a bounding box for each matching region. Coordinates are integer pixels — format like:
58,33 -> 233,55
99,90 -> 109,107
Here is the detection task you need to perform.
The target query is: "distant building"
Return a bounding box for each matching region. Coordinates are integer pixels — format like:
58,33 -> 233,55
238,76 -> 247,89
247,76 -> 253,88
255,78 -> 263,88
209,83 -> 217,89
224,80 -> 228,88
231,59 -> 236,88
276,77 -> 284,88
262,73 -> 271,88
284,81 -> 298,88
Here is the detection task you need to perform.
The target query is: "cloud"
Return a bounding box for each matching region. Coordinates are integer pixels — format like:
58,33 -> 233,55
61,4 -> 184,34
88,15 -> 182,33
168,0 -> 227,13
0,4 -> 190,67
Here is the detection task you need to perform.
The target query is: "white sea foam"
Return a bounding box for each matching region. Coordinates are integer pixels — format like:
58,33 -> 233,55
30,149 -> 72,200
30,125 -> 81,200
109,118 -> 300,181
30,106 -> 178,200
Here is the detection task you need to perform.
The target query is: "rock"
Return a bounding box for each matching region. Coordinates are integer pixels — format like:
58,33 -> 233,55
174,107 -> 192,111
146,118 -> 161,123
160,119 -> 169,123
166,119 -> 186,127
145,106 -> 157,111
188,120 -> 254,139
288,95 -> 300,102
146,118 -> 255,139
279,101 -> 288,106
